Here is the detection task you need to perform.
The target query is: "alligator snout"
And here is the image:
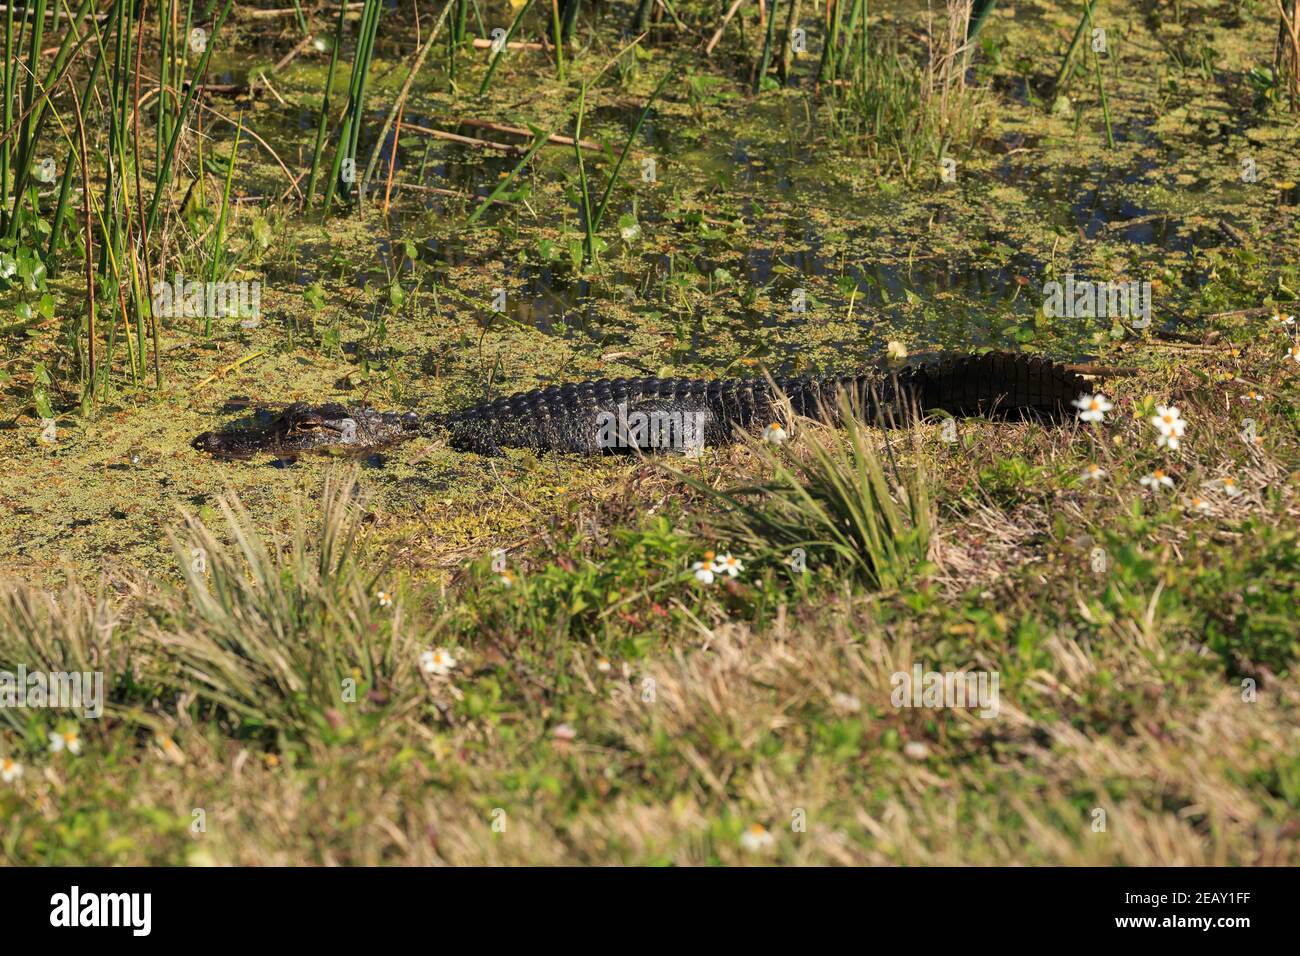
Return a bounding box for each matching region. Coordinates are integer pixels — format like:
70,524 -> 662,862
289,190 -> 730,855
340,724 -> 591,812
192,431 -> 224,453
192,429 -> 259,459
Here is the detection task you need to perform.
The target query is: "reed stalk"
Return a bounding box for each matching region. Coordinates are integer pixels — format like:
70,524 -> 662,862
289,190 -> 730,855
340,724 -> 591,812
361,0 -> 454,204
1052,0 -> 1097,95
305,0 -> 349,207
207,114 -> 243,336
1083,0 -> 1114,146
755,0 -> 780,92
479,0 -> 535,97
323,0 -> 382,208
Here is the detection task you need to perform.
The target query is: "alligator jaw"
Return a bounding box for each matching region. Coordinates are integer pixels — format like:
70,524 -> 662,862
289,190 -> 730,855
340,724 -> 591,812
192,431 -> 223,454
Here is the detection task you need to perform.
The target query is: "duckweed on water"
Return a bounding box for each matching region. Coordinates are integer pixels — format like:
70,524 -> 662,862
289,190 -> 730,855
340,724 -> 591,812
0,1 -> 1297,869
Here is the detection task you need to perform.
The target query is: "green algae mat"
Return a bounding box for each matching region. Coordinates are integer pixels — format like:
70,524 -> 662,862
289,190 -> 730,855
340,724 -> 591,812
0,1 -> 1297,866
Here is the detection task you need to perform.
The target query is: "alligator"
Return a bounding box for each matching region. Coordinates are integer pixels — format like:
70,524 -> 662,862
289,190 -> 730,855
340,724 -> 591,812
191,352 -> 1087,459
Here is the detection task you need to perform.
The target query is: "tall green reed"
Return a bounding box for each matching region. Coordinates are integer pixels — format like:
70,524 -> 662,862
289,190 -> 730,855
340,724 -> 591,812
479,0 -> 536,97
306,0 -> 350,206
323,0 -> 383,208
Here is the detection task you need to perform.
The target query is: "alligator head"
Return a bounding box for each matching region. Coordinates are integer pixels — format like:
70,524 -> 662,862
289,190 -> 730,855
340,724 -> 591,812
192,402 -> 421,459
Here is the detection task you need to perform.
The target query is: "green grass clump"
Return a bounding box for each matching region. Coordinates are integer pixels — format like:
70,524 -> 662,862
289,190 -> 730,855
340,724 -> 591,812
677,399 -> 933,591
150,471 -> 428,744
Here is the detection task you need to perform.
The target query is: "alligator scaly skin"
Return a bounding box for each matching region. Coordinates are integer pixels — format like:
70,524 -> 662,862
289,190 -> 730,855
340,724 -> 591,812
191,353 -> 1086,458
436,352 -> 1086,455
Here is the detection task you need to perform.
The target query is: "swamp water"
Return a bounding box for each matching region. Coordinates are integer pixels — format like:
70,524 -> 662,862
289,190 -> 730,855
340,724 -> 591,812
0,1 -> 1296,584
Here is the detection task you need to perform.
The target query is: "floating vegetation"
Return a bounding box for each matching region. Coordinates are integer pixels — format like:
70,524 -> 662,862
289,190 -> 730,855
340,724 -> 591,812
0,0 -> 1298,870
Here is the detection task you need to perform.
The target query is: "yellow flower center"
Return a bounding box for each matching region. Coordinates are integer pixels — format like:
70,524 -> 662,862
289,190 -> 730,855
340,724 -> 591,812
63,732 -> 76,743
1153,471 -> 1165,480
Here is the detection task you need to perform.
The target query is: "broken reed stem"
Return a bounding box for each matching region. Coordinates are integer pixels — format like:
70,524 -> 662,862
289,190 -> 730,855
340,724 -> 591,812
403,123 -> 524,153
706,0 -> 747,56
382,100 -> 403,216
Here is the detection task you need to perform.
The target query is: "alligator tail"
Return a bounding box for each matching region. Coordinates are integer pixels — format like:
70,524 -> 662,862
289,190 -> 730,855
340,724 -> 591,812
900,351 -> 1086,419
778,352 -> 1085,425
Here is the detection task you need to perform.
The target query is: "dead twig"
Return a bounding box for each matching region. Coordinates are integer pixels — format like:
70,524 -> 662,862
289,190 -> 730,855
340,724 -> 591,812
273,33 -> 317,74
194,351 -> 269,392
471,37 -> 545,51
446,117 -> 602,152
402,123 -> 525,154
706,0 -> 749,56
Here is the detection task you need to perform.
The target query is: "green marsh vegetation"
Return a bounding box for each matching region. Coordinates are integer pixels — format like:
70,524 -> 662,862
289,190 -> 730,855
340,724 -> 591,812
0,0 -> 1299,864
